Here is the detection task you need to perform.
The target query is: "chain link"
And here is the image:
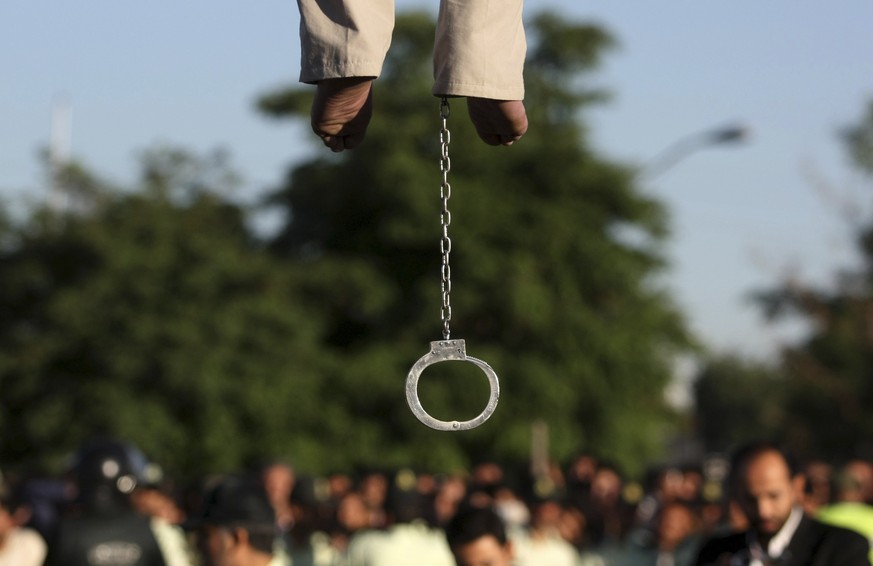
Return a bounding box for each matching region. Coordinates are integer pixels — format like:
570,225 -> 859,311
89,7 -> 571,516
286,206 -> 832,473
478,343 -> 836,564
439,97 -> 452,340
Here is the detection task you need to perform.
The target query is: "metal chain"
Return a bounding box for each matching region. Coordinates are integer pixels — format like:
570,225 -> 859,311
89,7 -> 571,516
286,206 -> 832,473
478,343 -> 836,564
439,97 -> 452,340
406,97 -> 501,433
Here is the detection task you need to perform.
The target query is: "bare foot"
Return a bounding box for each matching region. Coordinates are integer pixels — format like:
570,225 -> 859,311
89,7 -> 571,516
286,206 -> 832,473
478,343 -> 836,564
311,77 -> 374,152
466,98 -> 528,146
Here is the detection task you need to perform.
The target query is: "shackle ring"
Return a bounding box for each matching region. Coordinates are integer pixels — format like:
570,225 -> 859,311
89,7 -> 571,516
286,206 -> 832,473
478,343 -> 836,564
405,339 -> 500,431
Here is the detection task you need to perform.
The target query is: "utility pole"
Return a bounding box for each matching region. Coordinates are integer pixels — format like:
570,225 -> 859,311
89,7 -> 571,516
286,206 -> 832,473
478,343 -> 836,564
49,92 -> 72,212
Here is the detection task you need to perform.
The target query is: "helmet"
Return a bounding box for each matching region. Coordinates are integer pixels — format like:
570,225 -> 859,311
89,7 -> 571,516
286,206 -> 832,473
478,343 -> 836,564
71,438 -> 149,507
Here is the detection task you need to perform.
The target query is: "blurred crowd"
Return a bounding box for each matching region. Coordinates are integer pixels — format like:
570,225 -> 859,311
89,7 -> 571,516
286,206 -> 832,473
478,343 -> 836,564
2,438 -> 873,565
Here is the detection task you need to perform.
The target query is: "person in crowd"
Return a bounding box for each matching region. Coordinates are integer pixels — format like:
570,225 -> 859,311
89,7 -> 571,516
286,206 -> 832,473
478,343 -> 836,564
566,453 -> 599,503
444,506 -> 515,566
190,475 -> 283,566
818,465 -> 873,563
660,501 -> 701,566
557,500 -> 588,551
260,461 -> 297,535
492,483 -> 530,536
348,470 -> 453,566
433,473 -> 469,528
678,465 -> 705,505
587,462 -> 632,547
327,473 -> 353,507
694,440 -> 870,565
331,491 -> 373,555
131,465 -> 187,526
258,460 -> 300,565
845,459 -> 873,505
14,473 -> 72,546
44,438 -> 192,566
296,0 -> 528,151
635,466 -> 685,536
652,501 -> 702,566
618,499 -> 701,566
0,480 -> 47,566
358,469 -> 389,530
801,459 -> 833,515
512,497 -> 580,566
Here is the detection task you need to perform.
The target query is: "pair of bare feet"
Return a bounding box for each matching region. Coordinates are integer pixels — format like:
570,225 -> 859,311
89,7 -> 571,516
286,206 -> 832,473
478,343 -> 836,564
311,77 -> 528,153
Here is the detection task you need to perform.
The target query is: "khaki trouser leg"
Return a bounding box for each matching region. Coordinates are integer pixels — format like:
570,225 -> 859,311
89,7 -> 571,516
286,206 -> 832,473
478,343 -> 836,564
433,0 -> 525,99
297,0 -> 525,100
297,0 -> 395,83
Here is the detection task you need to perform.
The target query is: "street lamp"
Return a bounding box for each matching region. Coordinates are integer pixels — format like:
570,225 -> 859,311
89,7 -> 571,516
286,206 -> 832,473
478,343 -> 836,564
640,122 -> 750,181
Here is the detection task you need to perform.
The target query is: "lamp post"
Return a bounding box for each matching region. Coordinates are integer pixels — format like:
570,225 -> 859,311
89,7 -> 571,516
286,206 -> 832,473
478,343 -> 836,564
49,93 -> 72,213
638,121 -> 750,413
640,122 -> 750,181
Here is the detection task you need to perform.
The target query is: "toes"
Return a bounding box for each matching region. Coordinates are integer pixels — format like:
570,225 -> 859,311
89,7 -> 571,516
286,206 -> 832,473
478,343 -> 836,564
311,78 -> 374,152
467,97 -> 528,147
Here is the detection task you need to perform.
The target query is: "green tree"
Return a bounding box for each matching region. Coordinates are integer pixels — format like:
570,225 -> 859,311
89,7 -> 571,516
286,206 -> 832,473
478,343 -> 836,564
257,11 -> 693,475
692,355 -> 786,454
0,148 -> 330,479
748,100 -> 873,461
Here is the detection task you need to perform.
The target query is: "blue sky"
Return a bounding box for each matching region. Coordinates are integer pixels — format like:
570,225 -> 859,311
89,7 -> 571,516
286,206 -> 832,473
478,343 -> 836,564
3,1 -> 873,361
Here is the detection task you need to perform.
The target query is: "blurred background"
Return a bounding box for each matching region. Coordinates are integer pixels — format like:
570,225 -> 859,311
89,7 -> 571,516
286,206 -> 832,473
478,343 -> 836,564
2,0 -> 873,497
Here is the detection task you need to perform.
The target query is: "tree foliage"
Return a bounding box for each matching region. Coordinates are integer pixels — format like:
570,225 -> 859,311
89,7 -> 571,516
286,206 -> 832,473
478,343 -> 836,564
0,148 -> 331,479
692,355 -> 785,454
697,100 -> 873,462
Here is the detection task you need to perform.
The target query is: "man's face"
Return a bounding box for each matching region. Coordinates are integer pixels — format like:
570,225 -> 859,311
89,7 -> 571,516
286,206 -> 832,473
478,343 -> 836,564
737,450 -> 804,538
658,503 -> 695,550
452,535 -> 514,566
262,464 -> 295,505
196,525 -> 236,566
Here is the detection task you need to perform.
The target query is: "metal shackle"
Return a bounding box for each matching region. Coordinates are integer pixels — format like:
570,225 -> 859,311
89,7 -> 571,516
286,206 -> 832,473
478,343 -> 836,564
405,339 -> 500,431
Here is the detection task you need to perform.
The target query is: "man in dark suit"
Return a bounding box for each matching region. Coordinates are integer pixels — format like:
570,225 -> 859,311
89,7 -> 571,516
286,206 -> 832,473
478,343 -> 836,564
695,441 -> 870,565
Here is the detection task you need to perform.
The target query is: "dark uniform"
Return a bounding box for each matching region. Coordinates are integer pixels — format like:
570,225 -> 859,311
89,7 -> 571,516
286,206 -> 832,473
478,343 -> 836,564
45,439 -> 173,566
48,512 -> 167,566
